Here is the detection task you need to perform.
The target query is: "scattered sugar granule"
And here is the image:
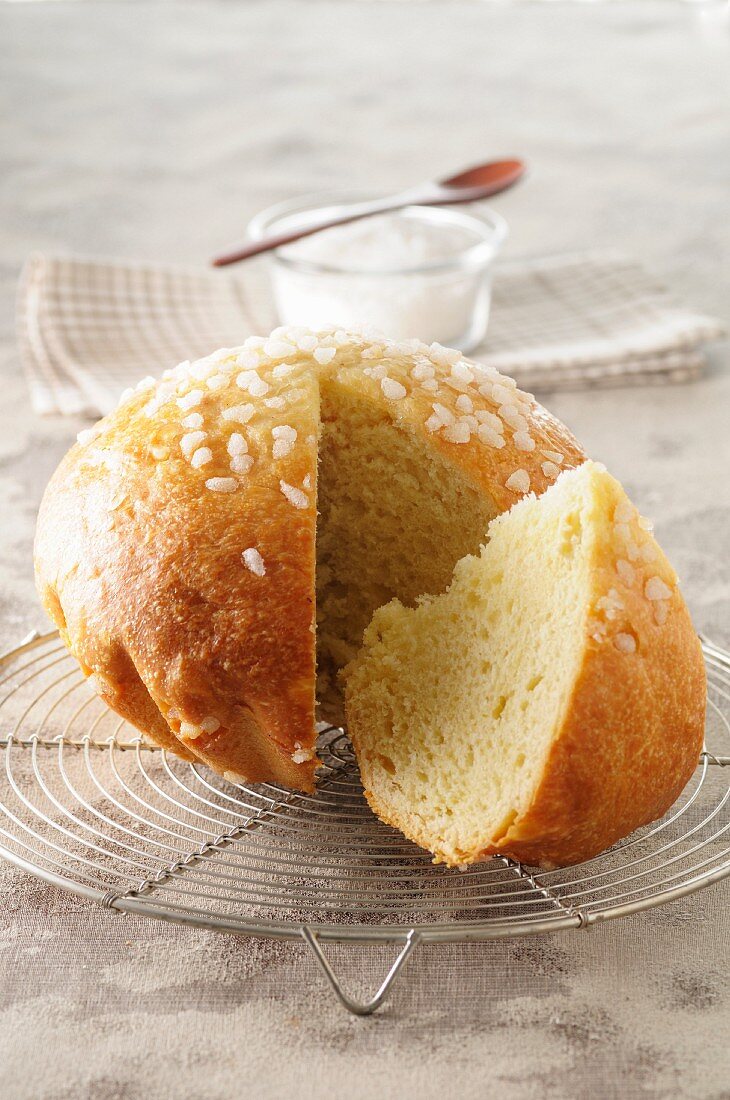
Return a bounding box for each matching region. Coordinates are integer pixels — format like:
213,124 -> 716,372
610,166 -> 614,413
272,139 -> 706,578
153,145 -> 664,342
227,433 -> 248,456
616,559 -> 636,585
596,589 -> 624,620
451,361 -> 474,384
422,378 -> 440,393
230,455 -> 254,475
411,362 -> 436,381
177,389 -> 204,411
296,332 -> 319,353
182,413 -> 203,429
222,403 -> 255,425
188,360 -> 215,382
200,716 -> 221,733
242,548 -> 266,577
264,338 -> 297,360
513,431 -> 536,452
429,343 -> 461,368
645,576 -> 672,602
638,515 -> 654,532
272,363 -> 297,379
476,409 -> 504,431
500,407 -> 528,432
291,742 -> 315,764
190,447 -> 213,468
542,449 -> 564,465
456,394 -> 474,415
302,474 -> 311,490
506,469 -> 531,494
205,477 -> 238,493
492,383 -> 519,406
76,428 -> 100,446
381,377 -> 407,400
614,500 -> 634,524
272,424 -> 298,459
180,431 -> 207,458
207,374 -> 228,391
431,402 -> 455,427
284,387 -> 306,406
639,541 -> 659,563
236,348 -> 260,370
654,601 -> 670,626
150,445 -> 169,461
264,395 -> 287,410
477,424 -> 506,449
236,370 -> 269,398
614,633 -> 637,654
425,415 -> 441,433
368,364 -> 388,380
178,722 -> 201,741
280,480 -> 308,509
542,462 -> 560,480
313,346 -> 337,365
443,421 -> 471,444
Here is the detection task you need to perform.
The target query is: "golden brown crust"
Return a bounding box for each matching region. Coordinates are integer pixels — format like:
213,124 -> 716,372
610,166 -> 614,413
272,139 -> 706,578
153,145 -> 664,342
34,330 -> 585,792
489,505 -> 706,867
35,353 -> 320,791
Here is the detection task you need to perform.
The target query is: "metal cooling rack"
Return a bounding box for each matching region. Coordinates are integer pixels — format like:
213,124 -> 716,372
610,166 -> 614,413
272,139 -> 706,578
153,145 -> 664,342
0,629 -> 728,1015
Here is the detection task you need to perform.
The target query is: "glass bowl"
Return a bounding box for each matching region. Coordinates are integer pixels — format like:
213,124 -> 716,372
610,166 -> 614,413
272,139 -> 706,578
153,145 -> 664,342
247,192 -> 508,353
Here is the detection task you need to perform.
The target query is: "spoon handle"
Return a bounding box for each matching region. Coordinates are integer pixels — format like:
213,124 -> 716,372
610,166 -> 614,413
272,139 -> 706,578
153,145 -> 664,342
211,197 -> 408,268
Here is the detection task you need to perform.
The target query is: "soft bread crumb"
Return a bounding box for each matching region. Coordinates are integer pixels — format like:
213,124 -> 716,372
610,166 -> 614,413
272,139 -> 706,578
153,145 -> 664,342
315,376 -> 497,721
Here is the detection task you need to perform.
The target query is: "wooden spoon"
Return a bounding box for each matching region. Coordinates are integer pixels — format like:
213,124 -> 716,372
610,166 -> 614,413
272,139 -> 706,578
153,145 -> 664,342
211,158 -> 525,268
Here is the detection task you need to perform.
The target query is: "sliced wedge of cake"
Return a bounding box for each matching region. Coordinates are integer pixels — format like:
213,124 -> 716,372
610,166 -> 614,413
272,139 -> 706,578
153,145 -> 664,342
344,461 -> 706,868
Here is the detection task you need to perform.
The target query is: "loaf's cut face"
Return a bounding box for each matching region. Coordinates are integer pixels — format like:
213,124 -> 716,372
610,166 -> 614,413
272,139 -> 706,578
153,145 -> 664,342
344,461 -> 706,868
34,327 -> 586,792
315,375 -> 497,721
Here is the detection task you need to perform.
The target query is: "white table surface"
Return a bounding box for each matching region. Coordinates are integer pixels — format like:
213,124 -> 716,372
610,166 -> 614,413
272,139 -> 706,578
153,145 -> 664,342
0,3 -> 728,1097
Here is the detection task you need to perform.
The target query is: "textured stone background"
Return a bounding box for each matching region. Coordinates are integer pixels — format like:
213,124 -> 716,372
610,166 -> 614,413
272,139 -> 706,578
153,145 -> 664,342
0,3 -> 728,1098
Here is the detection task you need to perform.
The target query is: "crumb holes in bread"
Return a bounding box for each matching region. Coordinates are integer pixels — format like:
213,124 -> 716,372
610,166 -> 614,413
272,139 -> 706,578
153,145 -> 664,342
375,752 -> 397,775
492,694 -> 509,720
560,511 -> 582,555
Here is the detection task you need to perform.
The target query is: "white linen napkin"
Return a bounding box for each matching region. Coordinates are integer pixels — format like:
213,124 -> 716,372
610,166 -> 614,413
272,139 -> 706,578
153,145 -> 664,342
17,250 -> 725,417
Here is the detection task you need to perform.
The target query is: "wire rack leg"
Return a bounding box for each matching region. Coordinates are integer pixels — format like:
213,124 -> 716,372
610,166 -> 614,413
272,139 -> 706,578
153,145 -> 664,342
301,928 -> 421,1016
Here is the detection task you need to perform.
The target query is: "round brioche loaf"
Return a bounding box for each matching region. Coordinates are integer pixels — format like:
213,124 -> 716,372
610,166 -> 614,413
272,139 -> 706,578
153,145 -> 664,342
34,327 -> 585,791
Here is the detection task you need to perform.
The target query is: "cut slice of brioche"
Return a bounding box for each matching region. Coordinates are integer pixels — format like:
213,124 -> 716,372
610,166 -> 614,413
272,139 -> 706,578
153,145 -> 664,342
344,461 -> 706,868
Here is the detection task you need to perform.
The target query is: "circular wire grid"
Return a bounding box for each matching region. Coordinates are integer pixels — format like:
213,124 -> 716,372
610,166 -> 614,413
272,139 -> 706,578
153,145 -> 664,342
0,631 -> 728,945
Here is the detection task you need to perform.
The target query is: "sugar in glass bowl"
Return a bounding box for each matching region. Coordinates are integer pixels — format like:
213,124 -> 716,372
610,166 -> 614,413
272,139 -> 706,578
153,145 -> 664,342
247,194 -> 508,353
